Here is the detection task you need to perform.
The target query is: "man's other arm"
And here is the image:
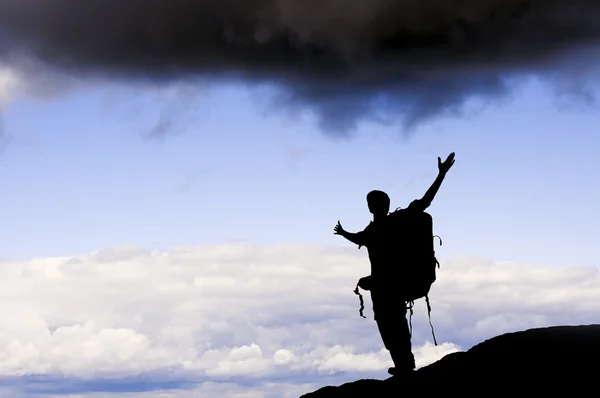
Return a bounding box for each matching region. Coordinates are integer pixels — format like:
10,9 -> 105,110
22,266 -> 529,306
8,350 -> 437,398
334,220 -> 368,247
340,230 -> 367,247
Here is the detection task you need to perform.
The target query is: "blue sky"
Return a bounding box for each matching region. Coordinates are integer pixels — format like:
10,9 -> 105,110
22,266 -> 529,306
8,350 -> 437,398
1,77 -> 599,266
0,73 -> 599,397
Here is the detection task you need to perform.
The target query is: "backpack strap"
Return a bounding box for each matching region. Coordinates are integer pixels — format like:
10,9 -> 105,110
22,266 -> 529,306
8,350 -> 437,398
425,295 -> 438,346
433,236 -> 442,269
354,282 -> 366,318
407,300 -> 415,338
407,296 -> 439,346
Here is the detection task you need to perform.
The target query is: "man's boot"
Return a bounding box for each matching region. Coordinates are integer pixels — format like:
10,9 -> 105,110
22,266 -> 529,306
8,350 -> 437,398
388,351 -> 415,377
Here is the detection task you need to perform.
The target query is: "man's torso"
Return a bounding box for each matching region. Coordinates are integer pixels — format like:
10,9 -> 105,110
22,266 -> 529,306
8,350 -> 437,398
362,209 -> 410,278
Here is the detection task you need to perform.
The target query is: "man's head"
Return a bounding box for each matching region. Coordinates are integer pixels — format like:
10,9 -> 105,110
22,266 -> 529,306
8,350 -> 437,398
366,190 -> 390,216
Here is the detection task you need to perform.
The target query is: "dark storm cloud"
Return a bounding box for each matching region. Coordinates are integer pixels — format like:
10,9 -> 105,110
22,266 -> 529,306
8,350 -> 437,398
1,0 -> 600,133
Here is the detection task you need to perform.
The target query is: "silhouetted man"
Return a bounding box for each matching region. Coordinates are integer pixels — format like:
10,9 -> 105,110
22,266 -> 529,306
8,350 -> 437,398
334,153 -> 455,377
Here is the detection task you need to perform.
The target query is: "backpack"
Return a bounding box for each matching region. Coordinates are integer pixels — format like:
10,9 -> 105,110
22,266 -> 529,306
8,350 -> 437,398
353,208 -> 442,345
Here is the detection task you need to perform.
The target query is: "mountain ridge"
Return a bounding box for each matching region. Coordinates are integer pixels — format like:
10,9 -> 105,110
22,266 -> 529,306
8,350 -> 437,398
300,324 -> 600,397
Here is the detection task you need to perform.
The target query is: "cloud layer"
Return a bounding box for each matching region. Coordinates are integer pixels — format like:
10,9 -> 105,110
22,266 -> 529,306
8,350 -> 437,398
2,1 -> 600,132
0,243 -> 598,396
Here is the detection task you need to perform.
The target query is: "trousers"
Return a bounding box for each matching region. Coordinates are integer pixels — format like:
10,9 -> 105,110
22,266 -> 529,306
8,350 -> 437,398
371,288 -> 415,370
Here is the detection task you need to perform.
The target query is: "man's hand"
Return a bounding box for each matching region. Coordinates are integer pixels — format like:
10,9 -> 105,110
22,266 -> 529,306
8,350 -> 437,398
334,221 -> 345,235
438,152 -> 455,174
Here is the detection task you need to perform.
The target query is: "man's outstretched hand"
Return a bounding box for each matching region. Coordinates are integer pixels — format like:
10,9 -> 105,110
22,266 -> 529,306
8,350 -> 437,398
334,221 -> 345,235
438,152 -> 455,174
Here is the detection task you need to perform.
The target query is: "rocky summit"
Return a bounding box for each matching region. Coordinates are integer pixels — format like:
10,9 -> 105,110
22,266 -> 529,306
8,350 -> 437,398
301,324 -> 600,397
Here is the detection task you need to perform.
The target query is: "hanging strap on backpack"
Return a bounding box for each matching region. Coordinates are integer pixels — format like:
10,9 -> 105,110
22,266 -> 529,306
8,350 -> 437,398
433,235 -> 442,270
407,297 -> 438,346
425,295 -> 438,346
353,282 -> 366,318
429,236 -> 441,345
407,300 -> 414,337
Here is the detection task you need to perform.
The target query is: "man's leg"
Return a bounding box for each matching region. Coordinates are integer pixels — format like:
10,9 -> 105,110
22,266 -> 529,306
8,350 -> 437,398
388,309 -> 415,372
376,309 -> 414,372
372,292 -> 415,373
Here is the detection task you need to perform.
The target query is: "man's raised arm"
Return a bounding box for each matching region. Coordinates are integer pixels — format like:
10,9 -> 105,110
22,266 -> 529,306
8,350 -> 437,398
409,152 -> 455,212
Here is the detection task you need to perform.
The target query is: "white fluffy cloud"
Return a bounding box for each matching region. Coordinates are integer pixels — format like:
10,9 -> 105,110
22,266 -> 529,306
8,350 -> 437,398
0,243 -> 598,397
